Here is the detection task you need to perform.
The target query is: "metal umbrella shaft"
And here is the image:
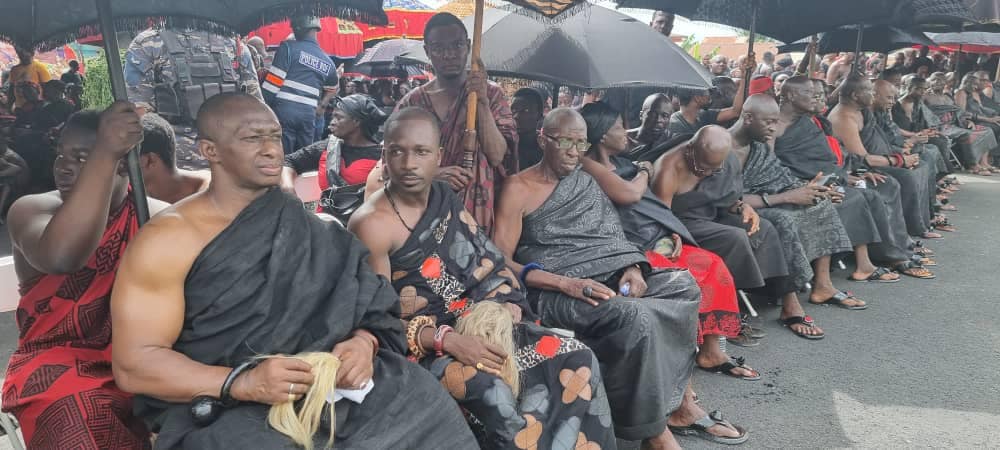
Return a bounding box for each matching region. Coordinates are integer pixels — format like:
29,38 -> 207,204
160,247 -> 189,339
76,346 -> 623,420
741,1 -> 758,98
96,0 -> 150,226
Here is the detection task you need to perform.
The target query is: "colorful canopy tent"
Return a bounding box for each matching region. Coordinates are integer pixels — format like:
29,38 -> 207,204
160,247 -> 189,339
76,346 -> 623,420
248,17 -> 365,59
353,0 -> 434,41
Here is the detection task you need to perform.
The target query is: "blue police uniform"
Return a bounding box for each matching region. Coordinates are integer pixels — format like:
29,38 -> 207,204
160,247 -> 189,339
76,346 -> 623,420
262,37 -> 338,154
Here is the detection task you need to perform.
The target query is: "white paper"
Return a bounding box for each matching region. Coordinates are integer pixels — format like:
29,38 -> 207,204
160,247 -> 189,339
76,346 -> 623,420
326,379 -> 374,405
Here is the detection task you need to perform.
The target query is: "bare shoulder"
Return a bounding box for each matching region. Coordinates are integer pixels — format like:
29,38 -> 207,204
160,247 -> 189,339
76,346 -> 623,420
7,191 -> 62,236
501,170 -> 532,196
123,194 -> 221,274
348,191 -> 390,235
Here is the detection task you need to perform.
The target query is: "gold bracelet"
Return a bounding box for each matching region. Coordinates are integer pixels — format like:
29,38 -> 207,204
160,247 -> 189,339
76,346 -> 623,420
405,315 -> 436,360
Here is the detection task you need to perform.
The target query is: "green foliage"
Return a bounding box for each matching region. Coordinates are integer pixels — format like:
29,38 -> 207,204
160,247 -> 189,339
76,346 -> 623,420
81,49 -> 117,110
679,35 -> 718,61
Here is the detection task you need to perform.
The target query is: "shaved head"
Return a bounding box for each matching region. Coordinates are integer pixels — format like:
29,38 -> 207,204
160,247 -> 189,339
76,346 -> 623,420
692,125 -> 731,161
540,108 -> 588,177
742,94 -> 780,141
743,93 -> 779,115
196,93 -> 273,141
779,75 -> 815,113
384,106 -> 441,143
779,75 -> 813,100
872,79 -> 897,110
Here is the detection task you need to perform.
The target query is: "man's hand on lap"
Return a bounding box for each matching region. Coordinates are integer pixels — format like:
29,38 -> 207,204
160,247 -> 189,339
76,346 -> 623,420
332,336 -> 375,389
558,276 -> 614,306
230,357 -> 315,405
618,266 -> 647,298
443,333 -> 507,377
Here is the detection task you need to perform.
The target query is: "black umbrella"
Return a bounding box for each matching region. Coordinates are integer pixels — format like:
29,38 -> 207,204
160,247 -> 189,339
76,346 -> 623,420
399,5 -> 713,90
0,0 -> 387,225
778,25 -> 937,54
347,38 -> 427,79
929,31 -> 1000,51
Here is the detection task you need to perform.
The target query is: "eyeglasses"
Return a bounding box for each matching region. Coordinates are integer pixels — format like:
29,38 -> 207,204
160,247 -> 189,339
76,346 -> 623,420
542,133 -> 590,152
425,41 -> 469,57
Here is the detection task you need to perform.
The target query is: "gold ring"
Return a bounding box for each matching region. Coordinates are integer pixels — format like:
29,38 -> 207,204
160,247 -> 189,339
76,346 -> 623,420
475,362 -> 485,371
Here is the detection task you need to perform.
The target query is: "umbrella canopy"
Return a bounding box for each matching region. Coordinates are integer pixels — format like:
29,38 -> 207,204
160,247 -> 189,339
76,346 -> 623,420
0,0 -> 388,50
346,38 -> 428,79
928,31 -> 1000,53
399,5 -> 713,90
778,25 -> 936,54
612,0 -> 973,44
962,0 -> 1000,31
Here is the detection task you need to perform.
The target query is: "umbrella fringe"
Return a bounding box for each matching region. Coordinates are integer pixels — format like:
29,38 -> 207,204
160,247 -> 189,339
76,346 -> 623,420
497,1 -> 591,23
1,3 -> 388,51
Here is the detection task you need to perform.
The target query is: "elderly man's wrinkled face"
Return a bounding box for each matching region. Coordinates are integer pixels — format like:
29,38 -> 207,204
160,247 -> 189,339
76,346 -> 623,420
782,81 -> 813,113
540,115 -> 589,178
811,82 -> 828,113
873,83 -> 896,111
650,11 -> 674,36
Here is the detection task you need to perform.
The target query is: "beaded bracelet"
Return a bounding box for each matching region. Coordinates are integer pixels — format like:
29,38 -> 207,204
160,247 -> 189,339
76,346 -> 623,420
434,325 -> 454,357
406,315 -> 436,360
520,262 -> 543,285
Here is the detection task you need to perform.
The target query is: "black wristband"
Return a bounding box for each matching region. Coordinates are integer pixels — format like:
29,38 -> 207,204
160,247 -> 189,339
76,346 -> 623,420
761,193 -> 772,208
220,359 -> 260,407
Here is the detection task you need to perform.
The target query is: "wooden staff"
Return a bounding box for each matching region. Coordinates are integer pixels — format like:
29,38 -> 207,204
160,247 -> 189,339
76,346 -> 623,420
808,35 -> 818,77
462,0 -> 486,170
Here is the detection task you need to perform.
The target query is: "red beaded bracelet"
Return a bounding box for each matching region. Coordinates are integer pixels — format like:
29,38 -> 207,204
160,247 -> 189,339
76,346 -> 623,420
434,325 -> 454,357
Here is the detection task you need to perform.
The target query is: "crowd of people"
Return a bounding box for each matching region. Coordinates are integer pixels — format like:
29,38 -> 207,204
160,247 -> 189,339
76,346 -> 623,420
0,8 -> 996,450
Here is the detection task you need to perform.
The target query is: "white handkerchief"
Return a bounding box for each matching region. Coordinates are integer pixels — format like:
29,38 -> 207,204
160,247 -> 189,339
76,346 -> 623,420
326,379 -> 374,405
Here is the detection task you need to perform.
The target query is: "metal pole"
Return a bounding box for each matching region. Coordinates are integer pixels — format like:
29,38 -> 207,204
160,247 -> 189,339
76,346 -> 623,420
551,83 -> 560,109
96,0 -> 150,226
956,44 -> 964,82
742,1 -> 758,98
852,25 -> 864,75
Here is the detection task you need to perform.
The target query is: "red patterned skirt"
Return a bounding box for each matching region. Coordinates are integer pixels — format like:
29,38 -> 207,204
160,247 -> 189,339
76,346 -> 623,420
646,246 -> 742,344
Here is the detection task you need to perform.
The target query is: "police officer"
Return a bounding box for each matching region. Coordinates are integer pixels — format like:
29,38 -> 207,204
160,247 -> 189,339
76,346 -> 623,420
261,15 -> 339,154
125,28 -> 262,169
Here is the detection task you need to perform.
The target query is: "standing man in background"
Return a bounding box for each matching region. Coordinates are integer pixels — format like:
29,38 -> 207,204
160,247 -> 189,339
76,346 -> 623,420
261,15 -> 340,154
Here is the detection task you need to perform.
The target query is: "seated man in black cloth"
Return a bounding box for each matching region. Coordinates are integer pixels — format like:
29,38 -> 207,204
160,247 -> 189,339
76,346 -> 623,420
495,108 -> 748,449
829,76 -> 942,246
350,107 -> 615,450
668,82 -> 747,136
773,76 -> 928,280
110,93 -> 477,450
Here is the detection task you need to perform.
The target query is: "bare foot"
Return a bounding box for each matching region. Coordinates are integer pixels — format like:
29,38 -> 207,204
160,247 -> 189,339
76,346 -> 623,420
641,428 -> 681,450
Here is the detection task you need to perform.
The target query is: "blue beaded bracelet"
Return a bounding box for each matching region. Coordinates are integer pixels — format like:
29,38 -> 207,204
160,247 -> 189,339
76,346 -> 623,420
519,262 -> 543,285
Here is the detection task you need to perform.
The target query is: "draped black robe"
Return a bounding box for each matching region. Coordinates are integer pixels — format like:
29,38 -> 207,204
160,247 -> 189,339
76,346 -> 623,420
134,189 -> 477,450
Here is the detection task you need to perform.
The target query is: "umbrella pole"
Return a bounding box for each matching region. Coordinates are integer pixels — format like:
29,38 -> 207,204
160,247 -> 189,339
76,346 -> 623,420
741,1 -> 758,98
956,44 -> 963,81
807,35 -> 818,77
852,25 -> 864,75
462,0 -> 485,171
552,83 -> 560,109
96,0 -> 150,226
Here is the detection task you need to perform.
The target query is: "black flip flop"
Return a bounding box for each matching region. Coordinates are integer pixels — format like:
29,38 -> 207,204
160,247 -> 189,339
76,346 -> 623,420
894,261 -> 936,280
668,411 -> 750,445
847,266 -> 900,283
780,316 -> 825,340
810,291 -> 867,310
699,356 -> 761,381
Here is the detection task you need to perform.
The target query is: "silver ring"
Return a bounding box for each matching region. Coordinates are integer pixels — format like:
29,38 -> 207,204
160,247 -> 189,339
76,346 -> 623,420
582,286 -> 593,298
289,383 -> 295,395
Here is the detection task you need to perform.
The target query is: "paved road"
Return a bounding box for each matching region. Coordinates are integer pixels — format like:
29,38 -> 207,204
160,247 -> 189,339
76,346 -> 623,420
1,176 -> 998,449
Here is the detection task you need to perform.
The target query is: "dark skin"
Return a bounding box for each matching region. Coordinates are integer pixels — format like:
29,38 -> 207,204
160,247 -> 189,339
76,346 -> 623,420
111,97 -> 376,407
829,79 -> 918,171
511,95 -> 542,135
420,24 -> 511,190
731,95 -> 864,323
494,110 -> 636,305
628,94 -> 671,146
279,106 -> 378,192
678,54 -> 752,126
348,115 -> 513,377
651,125 -> 760,235
7,102 -> 168,281
139,153 -> 210,204
582,114 -> 756,378
649,11 -> 674,37
497,111 -> 741,448
774,77 -> 903,283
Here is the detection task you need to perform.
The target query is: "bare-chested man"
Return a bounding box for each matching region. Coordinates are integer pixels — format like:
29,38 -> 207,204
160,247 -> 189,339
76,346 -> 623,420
825,52 -> 855,87
3,103 -> 168,448
349,107 -> 615,449
495,108 -> 748,449
828,77 -> 942,271
138,112 -> 210,203
651,126 -> 825,339
110,93 -> 476,449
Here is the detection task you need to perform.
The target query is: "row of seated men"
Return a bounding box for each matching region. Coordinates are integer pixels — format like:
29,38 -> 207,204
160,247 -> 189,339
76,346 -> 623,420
1,17 -> 967,450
